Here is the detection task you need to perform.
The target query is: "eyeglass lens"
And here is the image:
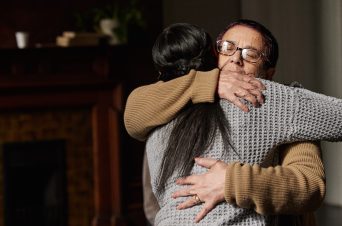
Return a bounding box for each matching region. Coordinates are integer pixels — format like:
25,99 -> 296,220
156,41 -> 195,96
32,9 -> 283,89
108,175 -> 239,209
217,40 -> 261,63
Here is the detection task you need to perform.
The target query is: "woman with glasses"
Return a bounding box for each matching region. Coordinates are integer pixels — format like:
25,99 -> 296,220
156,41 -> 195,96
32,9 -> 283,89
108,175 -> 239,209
125,22 -> 341,225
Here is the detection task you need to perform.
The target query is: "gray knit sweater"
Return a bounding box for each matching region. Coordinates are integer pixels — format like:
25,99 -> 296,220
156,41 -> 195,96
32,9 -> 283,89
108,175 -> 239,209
145,79 -> 342,226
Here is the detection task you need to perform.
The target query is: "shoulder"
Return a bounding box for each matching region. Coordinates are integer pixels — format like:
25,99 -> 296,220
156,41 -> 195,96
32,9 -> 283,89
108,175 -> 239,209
146,119 -> 176,146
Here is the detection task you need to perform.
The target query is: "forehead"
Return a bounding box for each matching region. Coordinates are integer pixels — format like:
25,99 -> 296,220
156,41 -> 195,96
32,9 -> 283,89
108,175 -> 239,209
222,25 -> 264,50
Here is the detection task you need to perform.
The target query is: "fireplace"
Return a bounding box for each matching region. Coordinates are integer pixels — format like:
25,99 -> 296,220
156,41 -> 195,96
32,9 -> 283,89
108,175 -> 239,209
0,45 -> 155,226
3,140 -> 67,226
0,46 -> 125,226
0,108 -> 94,226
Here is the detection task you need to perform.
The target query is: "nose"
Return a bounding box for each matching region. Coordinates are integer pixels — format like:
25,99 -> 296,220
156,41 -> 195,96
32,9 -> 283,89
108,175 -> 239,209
230,49 -> 243,65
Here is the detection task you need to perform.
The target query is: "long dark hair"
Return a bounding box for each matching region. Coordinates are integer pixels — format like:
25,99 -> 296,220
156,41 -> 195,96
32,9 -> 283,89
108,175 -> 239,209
152,23 -> 237,193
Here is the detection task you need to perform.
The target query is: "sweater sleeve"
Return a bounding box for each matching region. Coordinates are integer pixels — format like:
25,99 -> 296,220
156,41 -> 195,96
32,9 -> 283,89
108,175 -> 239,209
254,79 -> 342,143
224,141 -> 325,215
124,69 -> 219,141
291,87 -> 342,142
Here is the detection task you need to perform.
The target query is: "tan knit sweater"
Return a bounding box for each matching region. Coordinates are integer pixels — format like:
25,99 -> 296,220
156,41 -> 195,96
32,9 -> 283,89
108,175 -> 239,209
124,69 -> 219,141
124,69 -> 325,225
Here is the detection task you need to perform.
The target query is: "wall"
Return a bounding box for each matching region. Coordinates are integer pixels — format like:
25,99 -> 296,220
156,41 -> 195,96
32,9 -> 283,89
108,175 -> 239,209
0,0 -> 109,48
163,0 -> 241,38
317,0 -> 342,206
0,0 -> 162,48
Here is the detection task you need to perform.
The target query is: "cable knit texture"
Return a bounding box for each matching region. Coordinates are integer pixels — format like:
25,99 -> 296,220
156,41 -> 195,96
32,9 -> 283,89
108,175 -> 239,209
145,79 -> 340,226
124,69 -> 219,141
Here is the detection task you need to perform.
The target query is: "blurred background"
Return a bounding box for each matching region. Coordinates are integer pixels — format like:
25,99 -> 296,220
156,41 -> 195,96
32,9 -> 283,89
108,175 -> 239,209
0,0 -> 341,225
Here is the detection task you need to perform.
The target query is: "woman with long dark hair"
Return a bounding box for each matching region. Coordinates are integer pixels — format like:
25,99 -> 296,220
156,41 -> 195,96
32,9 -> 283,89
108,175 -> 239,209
151,23 -> 235,195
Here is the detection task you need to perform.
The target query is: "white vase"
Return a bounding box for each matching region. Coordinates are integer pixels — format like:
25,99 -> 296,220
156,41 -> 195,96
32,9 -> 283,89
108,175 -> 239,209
99,18 -> 120,45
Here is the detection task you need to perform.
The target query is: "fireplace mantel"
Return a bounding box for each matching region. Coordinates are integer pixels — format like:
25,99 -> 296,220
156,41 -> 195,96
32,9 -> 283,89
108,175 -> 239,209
0,45 -> 155,226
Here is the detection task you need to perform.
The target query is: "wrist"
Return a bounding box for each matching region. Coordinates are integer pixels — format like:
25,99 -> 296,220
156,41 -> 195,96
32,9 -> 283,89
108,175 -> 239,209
192,68 -> 219,103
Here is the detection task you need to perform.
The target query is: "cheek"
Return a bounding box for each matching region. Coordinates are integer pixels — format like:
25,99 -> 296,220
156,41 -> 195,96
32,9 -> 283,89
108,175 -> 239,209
244,63 -> 264,77
218,55 -> 228,68
244,64 -> 257,74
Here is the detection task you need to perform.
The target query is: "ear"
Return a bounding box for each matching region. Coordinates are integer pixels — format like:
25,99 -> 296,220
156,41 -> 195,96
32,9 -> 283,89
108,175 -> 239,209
265,68 -> 275,80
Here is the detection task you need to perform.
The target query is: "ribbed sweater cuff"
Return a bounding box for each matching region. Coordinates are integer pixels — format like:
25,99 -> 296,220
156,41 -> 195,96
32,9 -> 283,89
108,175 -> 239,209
192,69 -> 219,103
224,162 -> 240,204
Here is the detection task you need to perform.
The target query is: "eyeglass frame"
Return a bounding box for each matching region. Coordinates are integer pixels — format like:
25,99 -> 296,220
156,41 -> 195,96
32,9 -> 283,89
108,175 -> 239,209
216,40 -> 266,63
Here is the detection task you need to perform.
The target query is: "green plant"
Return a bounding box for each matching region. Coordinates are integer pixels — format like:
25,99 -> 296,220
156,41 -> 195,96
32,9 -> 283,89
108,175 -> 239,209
74,0 -> 146,42
74,10 -> 97,32
119,0 -> 147,43
92,3 -> 120,26
122,0 -> 146,28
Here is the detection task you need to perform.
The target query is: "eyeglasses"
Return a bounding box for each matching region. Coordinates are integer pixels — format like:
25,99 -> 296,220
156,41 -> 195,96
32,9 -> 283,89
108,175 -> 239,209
216,40 -> 264,63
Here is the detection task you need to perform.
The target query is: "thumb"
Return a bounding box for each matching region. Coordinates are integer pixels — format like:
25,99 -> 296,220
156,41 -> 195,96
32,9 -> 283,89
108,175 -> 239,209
195,157 -> 219,169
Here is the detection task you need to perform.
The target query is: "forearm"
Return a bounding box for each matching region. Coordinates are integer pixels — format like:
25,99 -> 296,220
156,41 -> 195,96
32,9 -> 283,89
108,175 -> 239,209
124,69 -> 219,141
224,141 -> 325,215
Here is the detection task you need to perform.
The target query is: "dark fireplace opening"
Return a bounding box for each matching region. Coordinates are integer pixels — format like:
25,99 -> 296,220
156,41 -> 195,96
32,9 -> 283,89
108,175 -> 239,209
3,140 -> 68,226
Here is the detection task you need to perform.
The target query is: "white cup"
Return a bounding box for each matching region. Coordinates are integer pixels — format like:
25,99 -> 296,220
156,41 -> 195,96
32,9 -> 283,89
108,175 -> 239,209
15,31 -> 29,48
